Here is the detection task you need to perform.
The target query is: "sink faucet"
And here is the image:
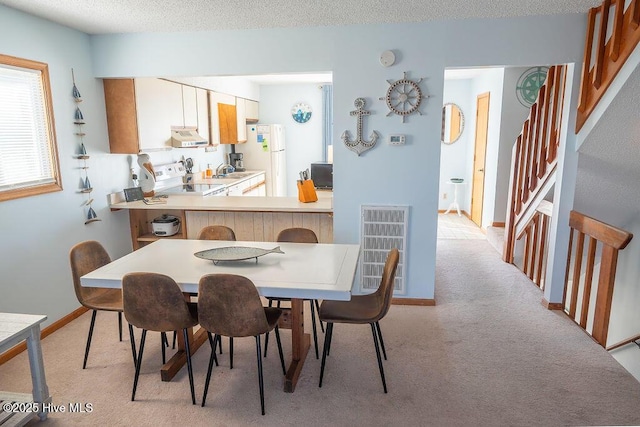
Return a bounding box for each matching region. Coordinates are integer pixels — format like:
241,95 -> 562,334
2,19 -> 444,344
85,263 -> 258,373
215,163 -> 233,177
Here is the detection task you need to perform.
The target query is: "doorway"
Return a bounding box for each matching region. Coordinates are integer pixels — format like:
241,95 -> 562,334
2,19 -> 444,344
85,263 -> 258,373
470,92 -> 490,227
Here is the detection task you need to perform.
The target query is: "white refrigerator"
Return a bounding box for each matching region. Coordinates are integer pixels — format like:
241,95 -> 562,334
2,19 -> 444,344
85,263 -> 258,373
243,124 -> 287,196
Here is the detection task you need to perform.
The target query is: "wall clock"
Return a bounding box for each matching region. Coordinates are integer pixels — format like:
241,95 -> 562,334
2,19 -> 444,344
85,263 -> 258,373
291,103 -> 312,123
516,66 -> 549,108
380,71 -> 427,123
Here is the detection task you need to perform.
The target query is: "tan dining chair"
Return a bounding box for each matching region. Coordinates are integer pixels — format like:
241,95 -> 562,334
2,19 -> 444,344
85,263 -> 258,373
318,248 -> 399,393
198,274 -> 286,415
122,272 -> 199,404
197,225 -> 236,241
264,227 -> 323,359
69,240 -> 136,369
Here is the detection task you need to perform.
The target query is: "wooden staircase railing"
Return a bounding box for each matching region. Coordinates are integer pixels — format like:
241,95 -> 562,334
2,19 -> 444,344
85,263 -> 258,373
503,64 -> 568,264
516,200 -> 553,290
576,0 -> 640,132
563,211 -> 633,347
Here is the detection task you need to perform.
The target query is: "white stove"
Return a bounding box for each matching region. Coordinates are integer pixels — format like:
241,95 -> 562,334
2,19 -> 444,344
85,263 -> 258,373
158,183 -> 226,197
152,162 -> 226,197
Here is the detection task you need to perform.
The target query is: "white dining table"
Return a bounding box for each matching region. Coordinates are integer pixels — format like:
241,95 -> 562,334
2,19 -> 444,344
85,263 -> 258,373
81,238 -> 360,392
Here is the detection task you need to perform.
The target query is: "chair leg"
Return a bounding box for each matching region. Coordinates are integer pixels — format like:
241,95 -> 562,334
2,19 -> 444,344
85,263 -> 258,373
308,300 -> 319,359
172,331 -> 177,349
326,319 -> 334,356
319,322 -> 333,388
202,332 -> 217,407
263,299 -> 274,357
370,323 -> 387,393
118,312 -> 123,342
274,326 -> 286,375
128,323 -> 137,366
255,335 -> 265,415
82,310 -> 97,369
230,337 -> 234,369
314,299 -> 324,332
183,329 -> 196,405
132,329 -> 147,401
375,321 -> 387,360
161,332 -> 167,365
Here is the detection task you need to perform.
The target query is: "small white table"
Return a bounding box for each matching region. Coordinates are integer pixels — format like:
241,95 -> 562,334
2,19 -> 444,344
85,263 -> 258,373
444,180 -> 466,217
81,239 -> 360,392
0,313 -> 50,424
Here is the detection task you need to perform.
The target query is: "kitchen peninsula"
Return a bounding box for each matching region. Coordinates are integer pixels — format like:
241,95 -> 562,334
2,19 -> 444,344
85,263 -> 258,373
110,186 -> 333,250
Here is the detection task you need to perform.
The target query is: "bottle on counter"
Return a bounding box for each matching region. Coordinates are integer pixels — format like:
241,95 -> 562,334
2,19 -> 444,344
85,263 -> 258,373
206,164 -> 213,178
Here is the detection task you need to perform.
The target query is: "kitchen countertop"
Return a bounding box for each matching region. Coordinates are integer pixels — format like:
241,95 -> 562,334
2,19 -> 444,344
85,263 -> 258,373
110,195 -> 332,213
192,170 -> 264,185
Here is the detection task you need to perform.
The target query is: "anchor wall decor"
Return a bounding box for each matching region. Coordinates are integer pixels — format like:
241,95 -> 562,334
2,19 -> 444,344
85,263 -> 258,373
342,98 -> 379,156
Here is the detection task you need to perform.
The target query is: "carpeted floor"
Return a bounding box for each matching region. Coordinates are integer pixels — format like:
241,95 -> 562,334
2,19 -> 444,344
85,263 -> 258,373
2,239 -> 640,426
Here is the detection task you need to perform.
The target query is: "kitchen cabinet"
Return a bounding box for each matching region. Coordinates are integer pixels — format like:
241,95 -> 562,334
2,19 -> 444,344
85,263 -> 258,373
245,99 -> 259,123
208,91 -> 237,145
236,98 -> 247,142
128,209 -> 187,250
104,78 -> 206,153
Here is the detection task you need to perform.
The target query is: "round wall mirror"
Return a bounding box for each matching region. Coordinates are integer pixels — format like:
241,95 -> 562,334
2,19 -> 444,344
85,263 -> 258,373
441,103 -> 464,144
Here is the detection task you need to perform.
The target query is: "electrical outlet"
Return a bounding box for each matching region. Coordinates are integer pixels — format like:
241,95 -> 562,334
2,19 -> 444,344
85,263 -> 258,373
443,193 -> 448,200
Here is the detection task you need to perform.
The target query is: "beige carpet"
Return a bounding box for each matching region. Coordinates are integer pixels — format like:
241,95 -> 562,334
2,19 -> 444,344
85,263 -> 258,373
2,239 -> 640,426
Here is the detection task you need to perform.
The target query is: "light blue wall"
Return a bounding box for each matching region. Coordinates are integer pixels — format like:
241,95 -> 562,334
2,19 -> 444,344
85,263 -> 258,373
90,15 -> 587,299
0,6 -> 587,321
0,6 -> 132,324
258,84 -> 324,196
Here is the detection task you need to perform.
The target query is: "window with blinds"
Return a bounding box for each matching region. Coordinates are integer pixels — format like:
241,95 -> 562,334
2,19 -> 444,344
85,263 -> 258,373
0,54 -> 61,202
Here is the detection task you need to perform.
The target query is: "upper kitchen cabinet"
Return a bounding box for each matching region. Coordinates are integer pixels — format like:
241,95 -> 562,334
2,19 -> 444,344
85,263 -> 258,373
103,78 -> 207,153
245,99 -> 259,123
209,91 -> 238,145
235,98 -> 260,142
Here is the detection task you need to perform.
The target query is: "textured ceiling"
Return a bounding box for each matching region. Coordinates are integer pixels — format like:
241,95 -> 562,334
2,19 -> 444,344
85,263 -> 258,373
0,0 -> 601,34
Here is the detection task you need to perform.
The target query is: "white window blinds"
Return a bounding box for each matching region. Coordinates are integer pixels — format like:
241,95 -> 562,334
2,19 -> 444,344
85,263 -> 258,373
0,64 -> 56,191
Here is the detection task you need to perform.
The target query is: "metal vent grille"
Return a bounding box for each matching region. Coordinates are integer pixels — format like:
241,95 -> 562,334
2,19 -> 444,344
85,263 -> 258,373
360,205 -> 408,294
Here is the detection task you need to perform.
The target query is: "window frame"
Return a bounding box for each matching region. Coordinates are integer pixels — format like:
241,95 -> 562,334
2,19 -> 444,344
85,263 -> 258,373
0,54 -> 62,202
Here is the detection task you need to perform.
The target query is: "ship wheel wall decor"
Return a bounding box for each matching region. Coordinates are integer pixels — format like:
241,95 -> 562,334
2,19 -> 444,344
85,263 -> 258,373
380,71 -> 429,122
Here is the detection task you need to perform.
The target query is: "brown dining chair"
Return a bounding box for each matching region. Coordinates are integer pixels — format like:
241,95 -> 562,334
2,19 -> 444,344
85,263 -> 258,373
70,240 -> 136,369
198,274 -> 286,415
196,224 -> 237,361
318,248 -> 399,393
264,227 -> 323,359
122,272 -> 199,404
197,225 -> 236,241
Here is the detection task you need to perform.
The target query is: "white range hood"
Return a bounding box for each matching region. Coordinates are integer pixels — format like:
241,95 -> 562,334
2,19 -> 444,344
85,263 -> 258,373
171,126 -> 207,148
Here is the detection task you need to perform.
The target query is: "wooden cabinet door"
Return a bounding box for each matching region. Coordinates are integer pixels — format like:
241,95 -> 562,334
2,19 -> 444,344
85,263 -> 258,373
218,103 -> 238,144
104,78 -> 140,154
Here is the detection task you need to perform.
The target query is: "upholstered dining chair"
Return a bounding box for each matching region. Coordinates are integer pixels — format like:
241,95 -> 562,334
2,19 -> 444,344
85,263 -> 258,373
198,274 -> 286,415
264,227 -> 323,359
122,272 -> 199,404
195,224 -> 237,361
197,225 -> 236,241
318,248 -> 399,393
69,240 -> 135,369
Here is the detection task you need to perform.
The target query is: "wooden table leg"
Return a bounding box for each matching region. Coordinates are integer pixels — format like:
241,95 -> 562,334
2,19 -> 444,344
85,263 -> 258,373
284,298 -> 310,393
26,325 -> 51,421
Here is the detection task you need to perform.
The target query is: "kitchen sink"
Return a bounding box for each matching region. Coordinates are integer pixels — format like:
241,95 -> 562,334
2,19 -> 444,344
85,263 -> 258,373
226,172 -> 255,178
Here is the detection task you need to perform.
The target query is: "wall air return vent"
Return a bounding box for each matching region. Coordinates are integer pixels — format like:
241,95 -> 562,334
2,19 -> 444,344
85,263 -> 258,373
360,205 -> 408,294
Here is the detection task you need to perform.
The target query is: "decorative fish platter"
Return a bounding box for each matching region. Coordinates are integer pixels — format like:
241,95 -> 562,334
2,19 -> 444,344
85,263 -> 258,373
194,246 -> 285,264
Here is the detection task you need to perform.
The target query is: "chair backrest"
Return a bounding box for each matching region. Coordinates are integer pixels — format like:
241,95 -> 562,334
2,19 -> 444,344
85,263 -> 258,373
122,272 -> 197,332
373,248 -> 400,321
197,225 -> 236,241
198,274 -> 271,337
276,227 -> 318,243
69,240 -> 112,305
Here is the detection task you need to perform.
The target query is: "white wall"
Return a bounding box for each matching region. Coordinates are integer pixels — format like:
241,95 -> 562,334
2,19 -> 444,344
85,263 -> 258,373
0,8 -> 587,324
256,84 -> 324,196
